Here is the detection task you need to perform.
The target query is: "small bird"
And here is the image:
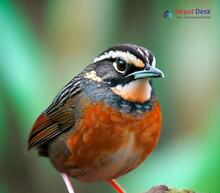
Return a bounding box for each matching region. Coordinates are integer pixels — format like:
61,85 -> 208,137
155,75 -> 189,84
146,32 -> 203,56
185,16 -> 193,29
28,44 -> 164,193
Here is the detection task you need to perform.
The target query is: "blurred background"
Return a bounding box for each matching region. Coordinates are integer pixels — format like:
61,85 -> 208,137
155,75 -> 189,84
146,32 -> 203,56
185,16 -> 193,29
0,0 -> 220,193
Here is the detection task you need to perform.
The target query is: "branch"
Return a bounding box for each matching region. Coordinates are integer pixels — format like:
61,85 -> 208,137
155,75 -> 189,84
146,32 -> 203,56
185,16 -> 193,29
146,185 -> 197,193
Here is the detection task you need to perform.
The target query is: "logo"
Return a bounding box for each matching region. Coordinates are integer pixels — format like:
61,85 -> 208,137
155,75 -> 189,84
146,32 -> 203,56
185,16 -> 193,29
163,8 -> 211,19
163,10 -> 173,19
175,9 -> 211,15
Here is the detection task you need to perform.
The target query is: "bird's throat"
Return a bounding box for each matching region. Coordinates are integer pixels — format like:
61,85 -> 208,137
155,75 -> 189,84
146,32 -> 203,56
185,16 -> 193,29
111,79 -> 152,103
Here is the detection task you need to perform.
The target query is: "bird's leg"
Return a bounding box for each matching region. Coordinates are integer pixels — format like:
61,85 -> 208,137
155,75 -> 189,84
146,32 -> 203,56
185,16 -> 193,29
61,173 -> 75,193
108,179 -> 126,193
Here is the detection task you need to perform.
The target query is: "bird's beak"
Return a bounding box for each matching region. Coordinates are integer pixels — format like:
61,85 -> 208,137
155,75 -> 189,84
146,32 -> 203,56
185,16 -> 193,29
127,65 -> 164,80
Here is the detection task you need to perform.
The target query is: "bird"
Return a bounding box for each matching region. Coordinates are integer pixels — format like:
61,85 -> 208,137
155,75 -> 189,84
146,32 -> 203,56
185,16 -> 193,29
28,44 -> 164,193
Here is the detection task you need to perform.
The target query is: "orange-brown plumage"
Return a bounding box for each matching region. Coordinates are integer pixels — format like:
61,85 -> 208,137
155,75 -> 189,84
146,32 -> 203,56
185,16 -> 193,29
44,97 -> 162,182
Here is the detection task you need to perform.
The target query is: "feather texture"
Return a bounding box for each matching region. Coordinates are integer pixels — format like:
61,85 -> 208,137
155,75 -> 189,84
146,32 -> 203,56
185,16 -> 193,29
28,78 -> 81,150
28,108 -> 74,150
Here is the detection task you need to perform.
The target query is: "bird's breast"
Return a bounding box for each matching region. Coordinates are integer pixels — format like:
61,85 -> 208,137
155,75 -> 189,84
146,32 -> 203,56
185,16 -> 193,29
50,99 -> 162,182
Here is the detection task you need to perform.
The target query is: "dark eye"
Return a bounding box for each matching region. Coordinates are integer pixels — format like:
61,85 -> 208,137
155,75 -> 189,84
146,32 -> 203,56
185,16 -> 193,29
113,58 -> 127,74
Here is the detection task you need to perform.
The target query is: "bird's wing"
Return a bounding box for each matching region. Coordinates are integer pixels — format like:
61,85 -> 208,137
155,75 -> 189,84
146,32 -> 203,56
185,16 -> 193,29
28,78 -> 81,150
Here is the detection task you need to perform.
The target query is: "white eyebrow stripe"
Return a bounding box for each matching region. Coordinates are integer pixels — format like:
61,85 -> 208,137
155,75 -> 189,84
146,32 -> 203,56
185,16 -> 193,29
93,50 -> 145,68
137,47 -> 144,56
143,48 -> 149,57
142,49 -> 150,63
151,56 -> 156,67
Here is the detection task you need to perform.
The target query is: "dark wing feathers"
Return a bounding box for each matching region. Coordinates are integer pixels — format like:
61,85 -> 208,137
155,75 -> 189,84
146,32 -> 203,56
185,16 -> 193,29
28,78 -> 81,150
28,108 -> 74,150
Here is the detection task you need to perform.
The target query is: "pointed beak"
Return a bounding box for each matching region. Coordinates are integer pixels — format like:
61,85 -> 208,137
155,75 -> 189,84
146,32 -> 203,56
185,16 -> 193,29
127,65 -> 164,80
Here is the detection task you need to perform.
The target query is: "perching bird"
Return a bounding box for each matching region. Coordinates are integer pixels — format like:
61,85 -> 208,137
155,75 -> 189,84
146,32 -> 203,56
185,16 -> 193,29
28,44 -> 164,193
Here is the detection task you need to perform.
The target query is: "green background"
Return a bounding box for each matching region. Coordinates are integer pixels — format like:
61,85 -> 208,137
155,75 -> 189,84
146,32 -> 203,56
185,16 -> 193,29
0,0 -> 220,193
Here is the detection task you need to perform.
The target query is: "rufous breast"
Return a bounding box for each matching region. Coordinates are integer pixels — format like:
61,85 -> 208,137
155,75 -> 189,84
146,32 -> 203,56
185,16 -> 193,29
51,99 -> 162,182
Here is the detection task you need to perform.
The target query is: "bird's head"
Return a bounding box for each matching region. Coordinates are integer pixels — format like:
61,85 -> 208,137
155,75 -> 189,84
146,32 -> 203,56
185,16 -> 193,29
83,44 -> 164,104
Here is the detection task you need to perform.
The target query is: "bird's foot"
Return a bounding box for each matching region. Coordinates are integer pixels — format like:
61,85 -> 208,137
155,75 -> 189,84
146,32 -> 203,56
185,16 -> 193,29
61,173 -> 75,193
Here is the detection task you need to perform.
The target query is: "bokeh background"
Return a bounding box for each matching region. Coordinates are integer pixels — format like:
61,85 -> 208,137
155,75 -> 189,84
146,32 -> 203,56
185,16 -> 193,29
0,0 -> 220,193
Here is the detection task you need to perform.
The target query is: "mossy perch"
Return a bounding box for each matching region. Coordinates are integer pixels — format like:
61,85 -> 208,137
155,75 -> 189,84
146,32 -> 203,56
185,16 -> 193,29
146,185 -> 197,193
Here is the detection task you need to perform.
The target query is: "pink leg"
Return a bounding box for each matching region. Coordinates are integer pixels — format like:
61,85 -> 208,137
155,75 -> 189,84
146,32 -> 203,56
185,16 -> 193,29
108,179 -> 126,193
61,173 -> 75,193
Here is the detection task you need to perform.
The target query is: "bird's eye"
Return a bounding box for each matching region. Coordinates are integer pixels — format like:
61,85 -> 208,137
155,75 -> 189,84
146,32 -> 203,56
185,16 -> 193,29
113,58 -> 127,74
